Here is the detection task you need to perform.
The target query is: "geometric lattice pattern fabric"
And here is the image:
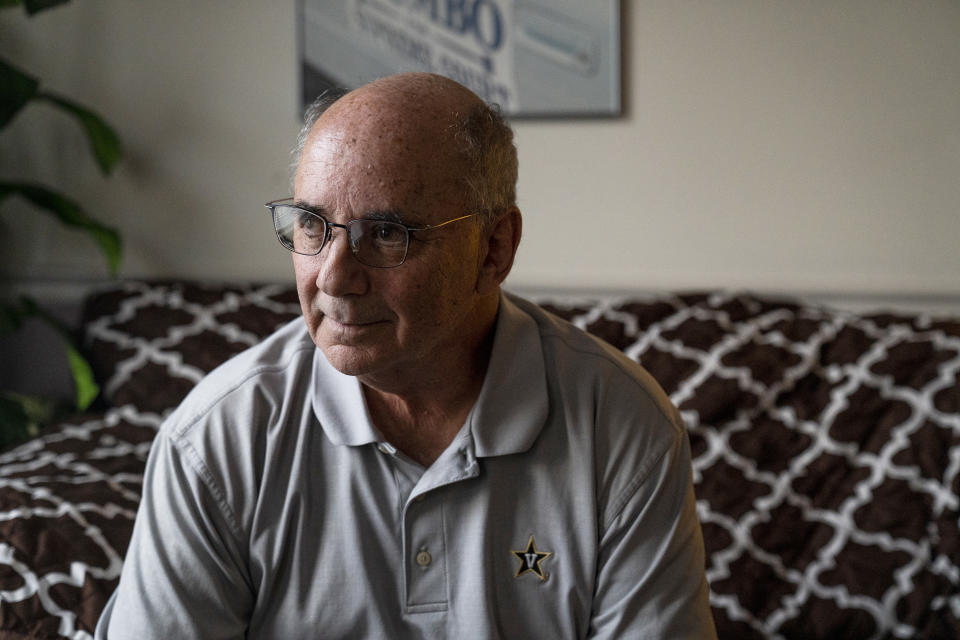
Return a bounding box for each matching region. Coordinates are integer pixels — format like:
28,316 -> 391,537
0,281 -> 957,639
541,292 -> 960,640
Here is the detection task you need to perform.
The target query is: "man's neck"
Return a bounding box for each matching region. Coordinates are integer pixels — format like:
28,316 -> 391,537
360,294 -> 499,467
363,388 -> 479,467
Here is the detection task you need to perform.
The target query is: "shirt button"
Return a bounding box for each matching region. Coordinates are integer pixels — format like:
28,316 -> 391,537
415,550 -> 432,567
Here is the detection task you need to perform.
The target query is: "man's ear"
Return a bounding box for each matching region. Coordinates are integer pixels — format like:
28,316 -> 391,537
476,208 -> 522,295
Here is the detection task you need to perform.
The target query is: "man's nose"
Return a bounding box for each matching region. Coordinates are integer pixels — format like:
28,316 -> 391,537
316,226 -> 368,297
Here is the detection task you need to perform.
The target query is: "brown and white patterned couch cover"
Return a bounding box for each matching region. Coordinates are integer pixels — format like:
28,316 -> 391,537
0,280 -> 958,639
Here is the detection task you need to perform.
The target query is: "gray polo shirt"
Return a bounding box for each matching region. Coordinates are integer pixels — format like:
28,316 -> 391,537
96,293 -> 716,639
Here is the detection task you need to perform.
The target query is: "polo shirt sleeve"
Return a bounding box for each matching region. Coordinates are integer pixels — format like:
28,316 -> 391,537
588,424 -> 717,639
95,427 -> 253,639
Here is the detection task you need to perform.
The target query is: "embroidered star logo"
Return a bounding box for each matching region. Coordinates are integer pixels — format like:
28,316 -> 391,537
512,535 -> 552,580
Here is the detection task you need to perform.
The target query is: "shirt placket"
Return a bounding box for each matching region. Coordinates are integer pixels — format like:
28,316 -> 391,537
398,442 -> 479,613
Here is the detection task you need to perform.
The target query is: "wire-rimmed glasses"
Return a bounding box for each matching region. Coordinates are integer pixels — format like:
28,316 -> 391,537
265,198 -> 477,268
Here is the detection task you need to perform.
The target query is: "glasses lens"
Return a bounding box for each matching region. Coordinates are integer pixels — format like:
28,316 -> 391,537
349,220 -> 409,267
274,205 -> 326,255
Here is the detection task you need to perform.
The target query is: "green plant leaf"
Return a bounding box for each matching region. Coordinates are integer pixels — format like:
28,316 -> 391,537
0,390 -> 55,424
0,57 -> 40,129
0,393 -> 41,449
1,296 -> 101,412
0,181 -> 122,273
64,341 -> 99,409
29,296 -> 101,410
22,0 -> 70,15
37,91 -> 122,174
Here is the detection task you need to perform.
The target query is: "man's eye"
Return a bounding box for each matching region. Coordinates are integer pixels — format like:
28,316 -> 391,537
298,214 -> 322,235
370,222 -> 405,244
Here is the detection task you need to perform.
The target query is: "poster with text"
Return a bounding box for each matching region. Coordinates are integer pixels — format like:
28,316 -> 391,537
299,0 -> 621,117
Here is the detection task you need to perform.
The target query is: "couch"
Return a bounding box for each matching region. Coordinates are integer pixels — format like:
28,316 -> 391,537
0,280 -> 957,639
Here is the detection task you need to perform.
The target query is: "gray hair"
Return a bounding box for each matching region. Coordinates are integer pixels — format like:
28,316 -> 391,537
290,88 -> 349,188
291,90 -> 518,224
452,101 -> 518,226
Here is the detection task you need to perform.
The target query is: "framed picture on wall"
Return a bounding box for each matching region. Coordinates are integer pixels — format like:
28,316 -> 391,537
298,0 -> 621,117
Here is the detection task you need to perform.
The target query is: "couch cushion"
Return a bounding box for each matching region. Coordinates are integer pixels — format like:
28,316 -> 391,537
68,282 -> 960,639
81,281 -> 301,415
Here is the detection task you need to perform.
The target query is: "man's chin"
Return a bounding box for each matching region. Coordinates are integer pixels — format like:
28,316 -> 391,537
317,342 -> 387,377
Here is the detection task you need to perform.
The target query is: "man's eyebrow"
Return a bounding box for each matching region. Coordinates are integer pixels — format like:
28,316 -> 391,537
290,202 -> 409,224
364,210 -> 406,223
292,200 -> 327,216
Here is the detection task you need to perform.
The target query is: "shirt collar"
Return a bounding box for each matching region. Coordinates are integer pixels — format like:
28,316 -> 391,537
467,292 -> 549,457
311,349 -> 381,446
310,291 -> 549,457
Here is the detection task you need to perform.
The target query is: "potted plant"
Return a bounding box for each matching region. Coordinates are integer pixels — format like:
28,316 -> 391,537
0,0 -> 123,447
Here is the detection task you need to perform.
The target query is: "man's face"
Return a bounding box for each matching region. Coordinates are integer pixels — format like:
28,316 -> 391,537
292,97 -> 486,382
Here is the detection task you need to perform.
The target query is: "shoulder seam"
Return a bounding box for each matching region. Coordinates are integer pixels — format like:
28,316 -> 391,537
600,424 -> 683,532
167,429 -> 244,539
541,328 -> 675,425
536,325 -> 687,532
161,340 -> 318,539
172,342 -> 317,437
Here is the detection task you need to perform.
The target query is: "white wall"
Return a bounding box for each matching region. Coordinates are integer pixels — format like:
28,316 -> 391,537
2,1 -> 958,302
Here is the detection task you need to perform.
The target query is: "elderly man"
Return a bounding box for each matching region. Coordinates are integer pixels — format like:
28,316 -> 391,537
96,73 -> 716,638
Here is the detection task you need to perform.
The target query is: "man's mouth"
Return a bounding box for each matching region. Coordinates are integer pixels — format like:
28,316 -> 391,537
329,318 -> 371,327
321,314 -> 384,330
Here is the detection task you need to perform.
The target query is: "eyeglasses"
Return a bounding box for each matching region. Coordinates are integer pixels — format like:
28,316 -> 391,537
264,198 -> 478,268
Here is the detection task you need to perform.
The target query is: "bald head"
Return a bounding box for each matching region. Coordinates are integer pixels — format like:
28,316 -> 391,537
293,73 -> 517,223
343,72 -> 484,118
